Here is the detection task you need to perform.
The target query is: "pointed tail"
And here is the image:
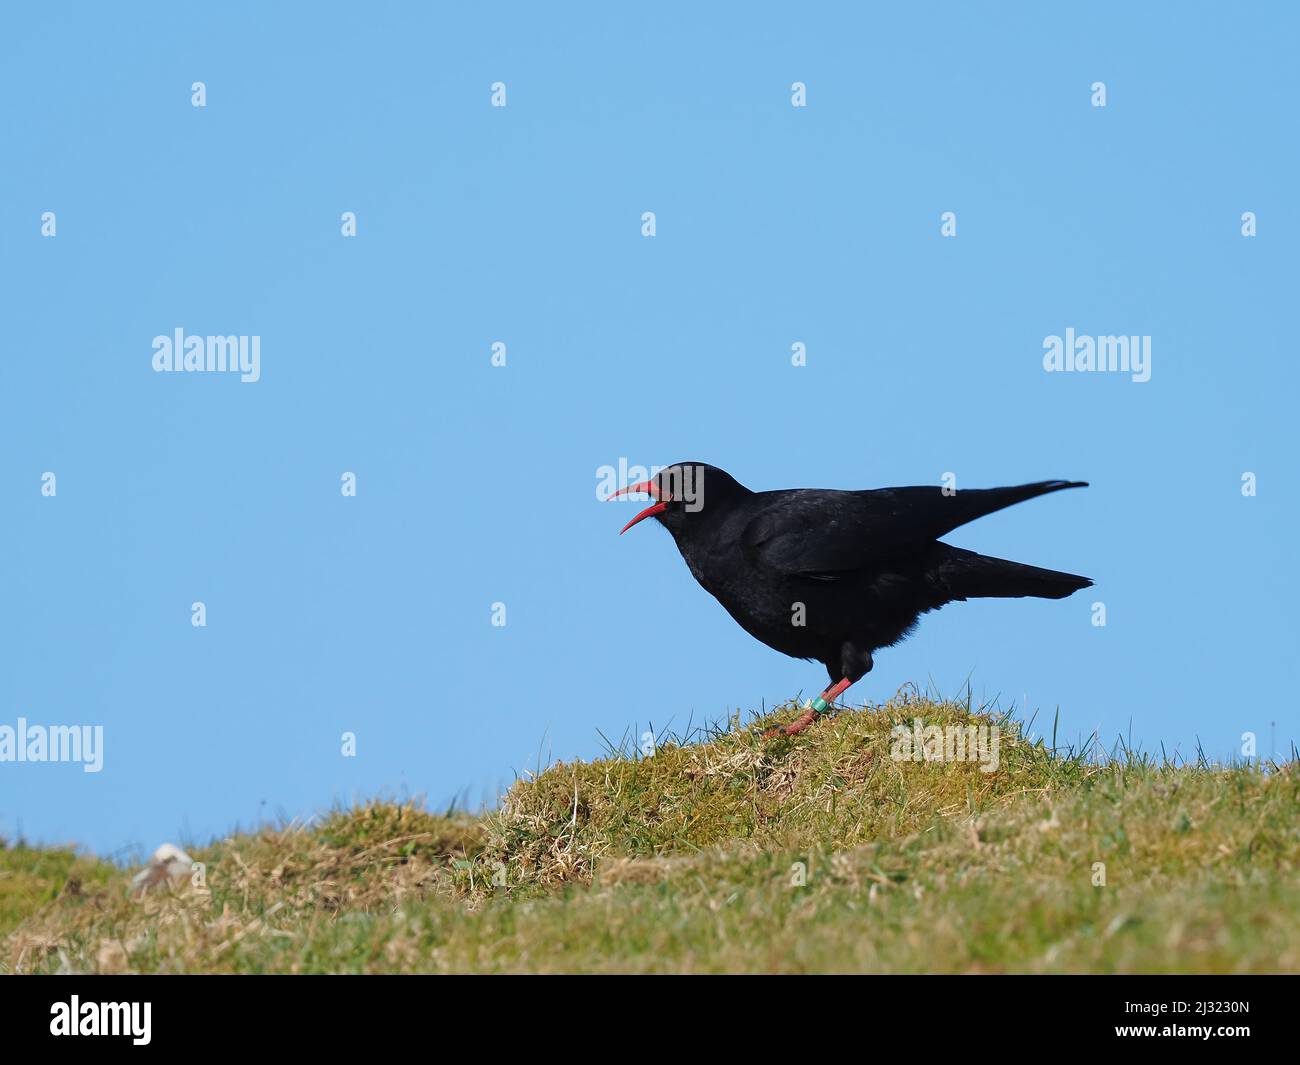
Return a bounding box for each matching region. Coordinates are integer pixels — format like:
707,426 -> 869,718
937,480 -> 1089,535
929,545 -> 1093,601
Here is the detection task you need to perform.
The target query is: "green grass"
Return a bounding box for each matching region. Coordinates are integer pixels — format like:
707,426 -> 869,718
4,693 -> 1297,973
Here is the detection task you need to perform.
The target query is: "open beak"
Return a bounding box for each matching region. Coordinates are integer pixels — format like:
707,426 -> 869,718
608,480 -> 670,534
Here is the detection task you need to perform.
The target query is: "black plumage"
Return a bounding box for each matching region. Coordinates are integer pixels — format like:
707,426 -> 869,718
612,463 -> 1091,735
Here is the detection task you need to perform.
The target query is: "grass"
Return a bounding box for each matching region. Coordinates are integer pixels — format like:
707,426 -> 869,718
4,691 -> 1297,973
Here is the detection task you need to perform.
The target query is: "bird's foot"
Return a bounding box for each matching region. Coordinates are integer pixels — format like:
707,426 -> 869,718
762,695 -> 833,739
761,679 -> 856,740
763,707 -> 819,738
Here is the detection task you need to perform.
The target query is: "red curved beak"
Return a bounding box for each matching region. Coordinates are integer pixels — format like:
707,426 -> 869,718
608,480 -> 670,534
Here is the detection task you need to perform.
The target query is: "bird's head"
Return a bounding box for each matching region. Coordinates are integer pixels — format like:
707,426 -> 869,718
608,462 -> 748,535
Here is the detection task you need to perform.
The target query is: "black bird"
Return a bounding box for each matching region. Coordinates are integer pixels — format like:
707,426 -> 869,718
609,463 -> 1091,737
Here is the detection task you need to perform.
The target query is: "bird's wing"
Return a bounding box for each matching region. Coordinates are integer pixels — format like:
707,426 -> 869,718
741,482 -> 1086,578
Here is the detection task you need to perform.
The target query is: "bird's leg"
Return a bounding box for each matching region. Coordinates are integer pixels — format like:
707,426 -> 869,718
764,677 -> 853,738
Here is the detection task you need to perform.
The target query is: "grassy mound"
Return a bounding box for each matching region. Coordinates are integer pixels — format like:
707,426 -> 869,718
4,694 -> 1298,973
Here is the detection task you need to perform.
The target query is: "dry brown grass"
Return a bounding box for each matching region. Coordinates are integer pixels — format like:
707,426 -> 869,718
4,695 -> 1297,973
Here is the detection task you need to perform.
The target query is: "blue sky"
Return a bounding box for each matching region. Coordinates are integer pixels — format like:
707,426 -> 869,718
2,2 -> 1296,856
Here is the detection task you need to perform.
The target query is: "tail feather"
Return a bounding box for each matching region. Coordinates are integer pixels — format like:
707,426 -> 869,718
937,480 -> 1089,536
929,544 -> 1092,601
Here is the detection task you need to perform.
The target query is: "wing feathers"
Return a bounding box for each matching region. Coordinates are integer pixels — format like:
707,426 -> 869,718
742,481 -> 1087,577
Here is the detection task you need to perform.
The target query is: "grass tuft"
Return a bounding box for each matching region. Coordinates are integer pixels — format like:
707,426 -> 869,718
4,694 -> 1297,973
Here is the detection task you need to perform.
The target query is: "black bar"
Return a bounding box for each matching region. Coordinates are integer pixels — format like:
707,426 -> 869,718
1,974 -> 1291,1051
